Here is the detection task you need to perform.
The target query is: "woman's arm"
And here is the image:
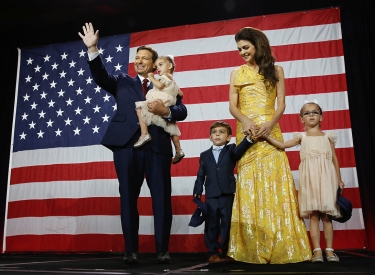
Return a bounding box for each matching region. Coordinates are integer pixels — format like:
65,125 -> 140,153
330,139 -> 345,189
254,65 -> 286,139
265,135 -> 300,149
229,69 -> 258,137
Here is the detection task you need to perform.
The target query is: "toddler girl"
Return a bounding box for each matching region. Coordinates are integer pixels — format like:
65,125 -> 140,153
134,55 -> 184,164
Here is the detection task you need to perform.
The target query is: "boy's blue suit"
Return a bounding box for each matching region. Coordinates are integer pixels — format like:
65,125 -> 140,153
193,137 -> 253,256
88,56 -> 187,253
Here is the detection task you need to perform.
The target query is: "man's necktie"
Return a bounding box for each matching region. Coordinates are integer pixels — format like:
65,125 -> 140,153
142,79 -> 149,98
213,148 -> 222,163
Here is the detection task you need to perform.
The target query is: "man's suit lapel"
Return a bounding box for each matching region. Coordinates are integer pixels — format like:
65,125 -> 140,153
133,76 -> 144,100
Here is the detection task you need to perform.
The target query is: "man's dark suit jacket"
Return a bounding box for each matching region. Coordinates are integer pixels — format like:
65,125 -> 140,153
87,55 -> 187,253
193,137 -> 253,198
88,56 -> 187,153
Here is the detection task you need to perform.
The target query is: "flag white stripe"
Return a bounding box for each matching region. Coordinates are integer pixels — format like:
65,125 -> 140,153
181,129 -> 353,157
5,208 -> 364,237
278,57 -> 345,79
292,167 -> 358,190
285,92 -> 349,114
304,208 -> 365,231
8,167 -> 358,202
129,23 -> 342,59
11,127 -> 353,171
184,91 -> 348,122
281,129 -> 354,150
266,23 -> 342,46
174,57 -> 345,88
12,145 -> 112,168
11,128 -> 353,169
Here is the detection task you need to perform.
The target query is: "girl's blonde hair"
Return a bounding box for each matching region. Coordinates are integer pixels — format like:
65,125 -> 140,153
157,55 -> 176,73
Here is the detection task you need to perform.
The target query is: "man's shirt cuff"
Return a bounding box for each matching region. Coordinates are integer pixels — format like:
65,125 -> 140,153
88,52 -> 100,61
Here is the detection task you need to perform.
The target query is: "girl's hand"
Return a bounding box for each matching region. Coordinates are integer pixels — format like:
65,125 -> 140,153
241,117 -> 258,137
339,181 -> 345,190
254,121 -> 274,139
148,72 -> 154,78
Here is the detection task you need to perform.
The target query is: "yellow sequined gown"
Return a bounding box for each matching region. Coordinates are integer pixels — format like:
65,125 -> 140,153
228,65 -> 312,264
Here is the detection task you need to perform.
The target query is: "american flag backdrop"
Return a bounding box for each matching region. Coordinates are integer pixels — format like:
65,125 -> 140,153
4,7 -> 367,252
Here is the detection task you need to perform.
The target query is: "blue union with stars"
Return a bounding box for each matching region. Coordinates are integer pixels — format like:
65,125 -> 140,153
13,34 -> 131,152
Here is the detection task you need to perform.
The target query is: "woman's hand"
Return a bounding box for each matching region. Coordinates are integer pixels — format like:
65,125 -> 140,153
241,117 -> 258,137
254,121 -> 274,139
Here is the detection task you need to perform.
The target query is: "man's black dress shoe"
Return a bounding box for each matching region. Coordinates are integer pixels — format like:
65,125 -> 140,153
123,252 -> 138,264
156,252 -> 171,264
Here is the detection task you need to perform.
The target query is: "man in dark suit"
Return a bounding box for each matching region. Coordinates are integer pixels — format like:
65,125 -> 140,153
193,121 -> 253,263
79,23 -> 187,264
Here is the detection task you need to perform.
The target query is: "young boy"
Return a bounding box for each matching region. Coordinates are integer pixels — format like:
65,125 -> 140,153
193,121 -> 254,263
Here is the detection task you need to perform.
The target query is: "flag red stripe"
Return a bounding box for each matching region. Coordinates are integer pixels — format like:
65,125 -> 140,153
5,234 -> 207,252
174,148 -> 355,176
159,74 -> 347,105
273,40 -> 344,62
9,148 -> 355,185
323,230 -> 366,250
10,162 -> 117,185
129,8 -> 340,46
8,187 -> 362,218
7,195 -> 206,218
4,229 -> 365,253
128,40 -> 344,75
287,148 -> 356,170
285,74 -> 347,96
279,110 -> 352,132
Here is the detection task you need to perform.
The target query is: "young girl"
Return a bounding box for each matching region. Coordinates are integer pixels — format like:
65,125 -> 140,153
134,55 -> 185,164
265,101 -> 345,263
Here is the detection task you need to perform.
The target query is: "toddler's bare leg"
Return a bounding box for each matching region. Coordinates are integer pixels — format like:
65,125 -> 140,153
172,135 -> 181,152
172,135 -> 185,164
134,108 -> 152,148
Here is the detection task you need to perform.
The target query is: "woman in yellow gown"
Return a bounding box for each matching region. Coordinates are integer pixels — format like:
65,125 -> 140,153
227,27 -> 312,264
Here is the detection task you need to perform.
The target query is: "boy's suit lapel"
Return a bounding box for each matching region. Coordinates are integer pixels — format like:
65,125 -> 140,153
208,146 -> 216,164
217,145 -> 228,164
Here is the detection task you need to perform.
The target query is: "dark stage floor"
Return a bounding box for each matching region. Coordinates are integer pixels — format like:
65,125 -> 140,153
1,250 -> 375,275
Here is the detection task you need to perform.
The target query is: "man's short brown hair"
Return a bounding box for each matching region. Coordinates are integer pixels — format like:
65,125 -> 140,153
210,121 -> 232,135
136,45 -> 158,63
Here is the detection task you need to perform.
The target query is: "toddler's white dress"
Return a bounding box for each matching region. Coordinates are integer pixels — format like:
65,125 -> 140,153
135,75 -> 181,136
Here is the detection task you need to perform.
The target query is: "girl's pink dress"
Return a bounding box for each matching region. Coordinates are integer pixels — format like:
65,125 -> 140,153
295,132 -> 341,218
